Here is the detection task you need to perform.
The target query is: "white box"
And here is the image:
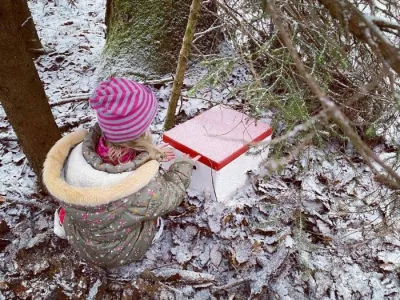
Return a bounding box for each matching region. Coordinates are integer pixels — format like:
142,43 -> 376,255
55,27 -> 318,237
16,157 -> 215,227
162,105 -> 272,203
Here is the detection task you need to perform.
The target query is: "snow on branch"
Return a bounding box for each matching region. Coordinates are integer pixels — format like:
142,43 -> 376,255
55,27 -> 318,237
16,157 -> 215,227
369,16 -> 400,33
317,0 -> 400,74
266,0 -> 400,190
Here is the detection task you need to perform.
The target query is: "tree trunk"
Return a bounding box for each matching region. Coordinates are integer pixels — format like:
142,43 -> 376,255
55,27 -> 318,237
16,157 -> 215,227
12,0 -> 43,58
0,0 -> 61,182
102,0 -> 218,78
164,0 -> 201,130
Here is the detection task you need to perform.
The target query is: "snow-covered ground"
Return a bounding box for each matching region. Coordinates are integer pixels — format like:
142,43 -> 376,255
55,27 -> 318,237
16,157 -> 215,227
1,0 -> 400,299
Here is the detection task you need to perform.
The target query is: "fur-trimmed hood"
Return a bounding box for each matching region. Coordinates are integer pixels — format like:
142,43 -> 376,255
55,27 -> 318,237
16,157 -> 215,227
43,130 -> 160,207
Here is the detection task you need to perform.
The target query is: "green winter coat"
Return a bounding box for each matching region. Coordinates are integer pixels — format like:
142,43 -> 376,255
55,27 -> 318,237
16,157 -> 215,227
43,125 -> 194,268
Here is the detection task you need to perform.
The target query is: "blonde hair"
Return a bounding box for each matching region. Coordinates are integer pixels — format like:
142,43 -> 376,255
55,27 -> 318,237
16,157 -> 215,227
105,130 -> 162,164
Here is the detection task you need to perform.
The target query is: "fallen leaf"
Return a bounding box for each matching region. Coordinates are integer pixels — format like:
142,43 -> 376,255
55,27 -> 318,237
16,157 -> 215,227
210,245 -> 222,267
252,240 -> 262,251
284,235 -> 294,248
166,273 -> 181,282
224,214 -> 232,224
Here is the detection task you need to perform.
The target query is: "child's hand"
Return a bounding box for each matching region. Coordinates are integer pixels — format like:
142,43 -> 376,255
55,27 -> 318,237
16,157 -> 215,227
157,143 -> 175,162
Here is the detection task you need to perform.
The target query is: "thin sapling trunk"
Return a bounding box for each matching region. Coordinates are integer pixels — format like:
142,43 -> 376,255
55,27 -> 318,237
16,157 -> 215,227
164,0 -> 201,130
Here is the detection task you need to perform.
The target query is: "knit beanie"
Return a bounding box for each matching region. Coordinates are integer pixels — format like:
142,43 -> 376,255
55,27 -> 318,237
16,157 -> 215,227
89,77 -> 158,143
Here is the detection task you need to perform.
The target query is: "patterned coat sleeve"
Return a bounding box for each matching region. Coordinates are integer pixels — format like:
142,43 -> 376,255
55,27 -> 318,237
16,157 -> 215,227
145,159 -> 194,218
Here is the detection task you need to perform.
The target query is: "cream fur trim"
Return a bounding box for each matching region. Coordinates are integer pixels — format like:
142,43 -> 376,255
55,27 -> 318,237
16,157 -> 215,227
65,143 -> 133,188
43,130 -> 160,206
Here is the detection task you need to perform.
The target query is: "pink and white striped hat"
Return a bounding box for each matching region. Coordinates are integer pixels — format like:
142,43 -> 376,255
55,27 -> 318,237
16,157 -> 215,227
89,78 -> 158,143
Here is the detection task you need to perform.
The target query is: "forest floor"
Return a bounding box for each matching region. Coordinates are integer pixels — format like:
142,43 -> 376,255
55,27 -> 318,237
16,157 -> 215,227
1,1 -> 400,299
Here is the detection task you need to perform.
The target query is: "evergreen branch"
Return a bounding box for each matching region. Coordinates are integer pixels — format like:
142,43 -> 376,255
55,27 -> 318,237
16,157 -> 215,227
266,0 -> 400,189
317,0 -> 400,74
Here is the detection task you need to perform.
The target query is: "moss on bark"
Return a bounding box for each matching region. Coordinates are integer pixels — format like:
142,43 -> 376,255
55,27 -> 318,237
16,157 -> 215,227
102,0 -> 219,78
103,0 -> 192,78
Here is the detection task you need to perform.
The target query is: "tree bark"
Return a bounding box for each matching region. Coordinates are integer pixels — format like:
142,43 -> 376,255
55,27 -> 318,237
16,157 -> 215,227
164,0 -> 201,130
105,0 -> 113,37
0,0 -> 61,182
102,0 -> 218,78
12,0 -> 43,58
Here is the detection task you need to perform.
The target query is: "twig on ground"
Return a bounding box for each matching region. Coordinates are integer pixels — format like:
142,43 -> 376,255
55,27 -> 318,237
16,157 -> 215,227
193,282 -> 214,289
142,76 -> 174,86
50,95 -> 90,107
5,196 -> 56,213
212,278 -> 251,293
141,268 -> 216,284
159,282 -> 184,296
0,136 -> 18,142
150,263 -> 179,271
59,116 -> 92,133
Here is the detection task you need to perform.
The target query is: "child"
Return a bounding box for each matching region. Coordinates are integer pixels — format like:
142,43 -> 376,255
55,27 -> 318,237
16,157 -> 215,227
43,77 -> 198,268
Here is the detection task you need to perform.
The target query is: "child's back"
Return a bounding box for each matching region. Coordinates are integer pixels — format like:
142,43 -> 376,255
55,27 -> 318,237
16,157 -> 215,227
43,78 -> 195,268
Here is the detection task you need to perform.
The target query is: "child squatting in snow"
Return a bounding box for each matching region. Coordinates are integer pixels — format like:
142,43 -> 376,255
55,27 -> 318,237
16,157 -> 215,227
42,77 -> 199,268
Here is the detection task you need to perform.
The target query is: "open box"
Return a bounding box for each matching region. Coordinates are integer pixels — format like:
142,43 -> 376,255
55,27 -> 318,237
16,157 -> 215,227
162,105 -> 272,202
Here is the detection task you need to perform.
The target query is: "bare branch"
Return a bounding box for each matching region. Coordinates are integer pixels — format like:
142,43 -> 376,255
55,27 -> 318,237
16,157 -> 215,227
371,17 -> 400,32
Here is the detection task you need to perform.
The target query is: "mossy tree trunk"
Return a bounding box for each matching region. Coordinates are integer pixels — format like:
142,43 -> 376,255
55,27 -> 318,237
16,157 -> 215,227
0,0 -> 61,182
13,0 -> 43,58
103,0 -> 218,78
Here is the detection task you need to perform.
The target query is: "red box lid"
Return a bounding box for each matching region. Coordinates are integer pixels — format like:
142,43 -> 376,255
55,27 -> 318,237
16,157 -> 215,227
163,105 -> 272,171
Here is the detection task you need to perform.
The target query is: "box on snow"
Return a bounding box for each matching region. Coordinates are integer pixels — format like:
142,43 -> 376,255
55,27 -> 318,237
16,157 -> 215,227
162,105 -> 272,203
